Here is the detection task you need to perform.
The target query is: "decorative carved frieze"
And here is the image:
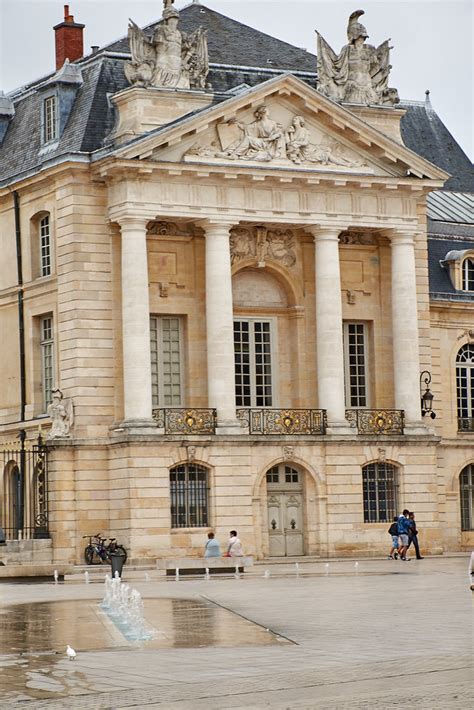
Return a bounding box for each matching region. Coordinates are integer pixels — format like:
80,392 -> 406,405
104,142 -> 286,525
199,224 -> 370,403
147,221 -> 194,236
185,105 -> 365,168
339,231 -> 377,245
230,226 -> 296,267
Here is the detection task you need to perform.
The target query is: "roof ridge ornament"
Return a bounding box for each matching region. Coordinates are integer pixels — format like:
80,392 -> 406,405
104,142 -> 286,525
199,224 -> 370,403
316,9 -> 399,106
125,1 -> 209,90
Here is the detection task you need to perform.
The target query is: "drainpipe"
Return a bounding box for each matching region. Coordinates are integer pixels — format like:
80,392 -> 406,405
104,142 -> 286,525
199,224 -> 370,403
13,191 -> 26,423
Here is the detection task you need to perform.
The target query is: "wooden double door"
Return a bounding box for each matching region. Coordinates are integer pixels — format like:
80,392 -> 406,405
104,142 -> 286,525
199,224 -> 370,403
266,464 -> 304,557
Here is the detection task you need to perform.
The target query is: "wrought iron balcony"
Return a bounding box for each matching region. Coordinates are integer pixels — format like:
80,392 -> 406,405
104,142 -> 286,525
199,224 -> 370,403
346,409 -> 405,435
236,408 -> 327,435
152,408 -> 217,435
458,417 -> 474,432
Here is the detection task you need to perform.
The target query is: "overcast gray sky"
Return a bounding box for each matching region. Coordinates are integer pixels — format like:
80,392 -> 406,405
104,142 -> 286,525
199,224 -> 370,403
1,0 -> 473,160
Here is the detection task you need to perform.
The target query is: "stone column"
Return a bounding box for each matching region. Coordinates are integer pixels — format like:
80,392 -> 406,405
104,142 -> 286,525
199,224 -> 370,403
390,230 -> 423,424
310,226 -> 348,428
204,221 -> 240,432
118,217 -> 153,424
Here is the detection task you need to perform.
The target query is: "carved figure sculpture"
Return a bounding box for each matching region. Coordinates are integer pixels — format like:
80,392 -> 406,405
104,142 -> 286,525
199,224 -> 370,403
216,105 -> 286,162
47,388 -> 74,439
285,115 -> 358,166
187,109 -> 363,167
316,10 -> 399,106
125,1 -> 209,90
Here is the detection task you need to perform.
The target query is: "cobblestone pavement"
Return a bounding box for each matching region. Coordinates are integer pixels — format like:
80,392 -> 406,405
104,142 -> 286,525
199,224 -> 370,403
0,556 -> 472,709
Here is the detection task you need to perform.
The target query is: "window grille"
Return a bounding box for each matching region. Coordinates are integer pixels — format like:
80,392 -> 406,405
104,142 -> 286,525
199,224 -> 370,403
460,464 -> 474,531
39,215 -> 51,277
169,464 -> 209,528
43,96 -> 57,143
266,465 -> 300,485
344,323 -> 368,407
40,316 -> 54,411
150,317 -> 182,407
285,466 -> 299,483
456,344 -> 474,419
362,462 -> 398,523
266,466 -> 279,483
234,319 -> 273,407
462,258 -> 474,292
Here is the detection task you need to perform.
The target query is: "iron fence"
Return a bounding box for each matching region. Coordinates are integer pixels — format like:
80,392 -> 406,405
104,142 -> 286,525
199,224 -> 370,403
458,417 -> 474,432
152,408 -> 217,434
0,432 -> 49,540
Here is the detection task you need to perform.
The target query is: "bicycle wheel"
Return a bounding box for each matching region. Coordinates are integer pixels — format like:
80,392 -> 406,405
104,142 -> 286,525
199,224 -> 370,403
84,545 -> 102,565
115,545 -> 127,564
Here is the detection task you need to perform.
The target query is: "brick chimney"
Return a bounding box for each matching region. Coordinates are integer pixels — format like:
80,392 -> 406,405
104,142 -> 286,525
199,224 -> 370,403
54,5 -> 85,70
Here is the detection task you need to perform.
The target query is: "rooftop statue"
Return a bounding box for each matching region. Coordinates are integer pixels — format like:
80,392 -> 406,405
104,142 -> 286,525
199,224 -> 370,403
316,10 -> 399,106
125,0 -> 209,90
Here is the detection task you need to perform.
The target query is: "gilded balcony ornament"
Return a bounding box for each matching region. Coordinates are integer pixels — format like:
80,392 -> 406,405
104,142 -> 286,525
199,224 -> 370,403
237,408 -> 326,435
152,408 -> 216,434
346,409 -> 404,434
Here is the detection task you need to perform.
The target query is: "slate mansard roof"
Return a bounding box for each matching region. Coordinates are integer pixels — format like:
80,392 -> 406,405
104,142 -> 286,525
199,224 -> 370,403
1,2 -> 473,196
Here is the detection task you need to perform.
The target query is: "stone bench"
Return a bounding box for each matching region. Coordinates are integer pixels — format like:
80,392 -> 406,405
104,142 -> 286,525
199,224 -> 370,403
156,556 -> 254,576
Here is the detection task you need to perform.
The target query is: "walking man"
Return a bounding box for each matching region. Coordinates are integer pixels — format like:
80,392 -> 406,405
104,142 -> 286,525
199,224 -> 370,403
407,512 -> 424,559
397,509 -> 411,560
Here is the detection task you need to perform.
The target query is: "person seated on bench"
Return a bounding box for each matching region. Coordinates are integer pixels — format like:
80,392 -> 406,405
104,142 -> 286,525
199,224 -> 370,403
227,530 -> 244,558
204,531 -> 221,558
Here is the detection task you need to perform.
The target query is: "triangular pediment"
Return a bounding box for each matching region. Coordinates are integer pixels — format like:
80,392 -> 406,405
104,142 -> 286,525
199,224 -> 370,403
111,74 -> 449,183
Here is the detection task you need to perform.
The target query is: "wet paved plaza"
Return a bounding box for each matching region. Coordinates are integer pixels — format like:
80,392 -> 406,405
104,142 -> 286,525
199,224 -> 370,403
0,556 -> 472,708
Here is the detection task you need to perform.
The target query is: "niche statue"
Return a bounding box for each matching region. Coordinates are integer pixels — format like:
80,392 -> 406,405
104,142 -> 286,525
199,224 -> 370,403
47,388 -> 74,439
125,0 -> 209,90
316,10 -> 399,106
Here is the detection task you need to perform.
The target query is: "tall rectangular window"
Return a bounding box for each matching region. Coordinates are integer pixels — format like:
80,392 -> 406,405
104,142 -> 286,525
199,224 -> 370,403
40,315 -> 54,411
234,319 -> 273,407
39,215 -> 51,277
150,316 -> 182,407
363,463 -> 398,523
170,464 -> 209,528
43,96 -> 57,143
344,322 -> 368,407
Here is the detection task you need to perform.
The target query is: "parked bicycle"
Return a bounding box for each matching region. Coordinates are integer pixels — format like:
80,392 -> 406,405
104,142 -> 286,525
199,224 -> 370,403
83,534 -> 127,565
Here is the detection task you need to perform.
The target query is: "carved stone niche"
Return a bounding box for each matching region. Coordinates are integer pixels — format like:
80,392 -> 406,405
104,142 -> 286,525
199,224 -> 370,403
339,230 -> 377,246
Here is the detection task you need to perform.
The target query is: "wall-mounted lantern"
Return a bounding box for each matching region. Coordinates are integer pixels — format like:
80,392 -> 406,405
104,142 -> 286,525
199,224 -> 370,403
420,371 -> 436,419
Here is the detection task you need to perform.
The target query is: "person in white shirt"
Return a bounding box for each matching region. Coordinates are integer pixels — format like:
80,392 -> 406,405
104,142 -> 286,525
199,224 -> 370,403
227,530 -> 244,557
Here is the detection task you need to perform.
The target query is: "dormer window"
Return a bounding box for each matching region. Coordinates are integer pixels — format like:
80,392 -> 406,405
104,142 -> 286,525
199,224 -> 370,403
43,95 -> 58,143
462,258 -> 474,292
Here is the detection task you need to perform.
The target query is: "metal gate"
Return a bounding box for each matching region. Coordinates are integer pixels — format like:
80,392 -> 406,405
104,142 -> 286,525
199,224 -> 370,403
1,431 -> 49,540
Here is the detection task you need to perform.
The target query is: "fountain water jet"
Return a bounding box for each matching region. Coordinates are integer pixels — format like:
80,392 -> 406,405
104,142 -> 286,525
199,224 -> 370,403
100,574 -> 154,641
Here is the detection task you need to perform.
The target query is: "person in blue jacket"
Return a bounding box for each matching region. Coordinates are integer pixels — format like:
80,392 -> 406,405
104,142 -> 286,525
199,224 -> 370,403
204,532 -> 221,558
397,509 -> 412,560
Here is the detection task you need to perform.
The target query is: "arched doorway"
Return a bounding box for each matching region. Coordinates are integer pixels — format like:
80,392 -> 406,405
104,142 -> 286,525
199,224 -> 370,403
266,463 -> 304,556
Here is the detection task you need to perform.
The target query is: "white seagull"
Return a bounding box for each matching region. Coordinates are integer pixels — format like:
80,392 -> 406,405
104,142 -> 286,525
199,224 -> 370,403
66,645 -> 76,660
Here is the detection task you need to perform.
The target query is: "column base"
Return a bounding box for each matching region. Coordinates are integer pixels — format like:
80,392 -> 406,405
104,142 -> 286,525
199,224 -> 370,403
403,421 -> 435,436
112,418 -> 158,435
326,420 -> 356,436
215,419 -> 246,435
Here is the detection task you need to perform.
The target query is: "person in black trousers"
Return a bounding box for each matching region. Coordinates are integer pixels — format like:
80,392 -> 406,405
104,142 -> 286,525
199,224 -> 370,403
407,512 -> 424,559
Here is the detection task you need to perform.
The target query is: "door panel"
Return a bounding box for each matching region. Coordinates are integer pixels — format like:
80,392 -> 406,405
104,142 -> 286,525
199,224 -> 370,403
267,491 -> 304,556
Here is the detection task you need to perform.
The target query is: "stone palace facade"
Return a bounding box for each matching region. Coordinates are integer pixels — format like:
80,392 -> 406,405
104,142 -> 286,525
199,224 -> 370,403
0,2 -> 473,565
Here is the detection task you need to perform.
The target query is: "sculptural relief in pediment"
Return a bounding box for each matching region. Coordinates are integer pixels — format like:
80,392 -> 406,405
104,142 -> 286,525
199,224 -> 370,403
231,226 -> 296,268
184,104 -> 370,171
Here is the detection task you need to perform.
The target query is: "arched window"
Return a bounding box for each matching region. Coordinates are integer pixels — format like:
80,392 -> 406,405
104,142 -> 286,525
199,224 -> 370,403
362,462 -> 398,523
456,345 -> 474,431
39,214 -> 52,277
462,258 -> 474,292
169,463 -> 209,528
460,464 -> 474,531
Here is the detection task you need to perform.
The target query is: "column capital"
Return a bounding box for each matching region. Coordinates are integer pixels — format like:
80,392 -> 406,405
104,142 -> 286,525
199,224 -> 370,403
307,225 -> 348,242
201,220 -> 233,235
387,228 -> 418,245
115,214 -> 150,231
